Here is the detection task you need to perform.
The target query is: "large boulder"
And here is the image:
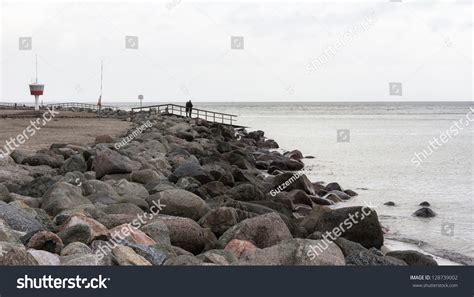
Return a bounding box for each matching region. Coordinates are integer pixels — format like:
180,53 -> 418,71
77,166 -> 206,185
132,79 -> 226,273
58,214 -> 109,242
131,169 -> 164,184
0,201 -> 43,232
224,239 -> 257,258
217,213 -> 292,249
140,221 -> 171,245
22,230 -> 64,254
147,189 -> 209,221
335,238 -> 406,266
57,224 -> 92,245
41,182 -> 92,216
23,152 -> 64,168
18,176 -> 58,198
156,216 -> 207,254
226,183 -> 265,202
386,250 -> 438,266
198,207 -> 256,237
239,239 -> 345,265
110,179 -> 149,200
60,242 -> 92,256
28,250 -> 60,265
0,242 -> 38,265
170,162 -> 214,184
109,224 -> 156,246
61,155 -> 87,173
413,207 -> 437,218
270,173 -> 315,195
92,148 -> 134,179
82,180 -> 117,197
308,206 -> 384,249
112,245 -> 152,266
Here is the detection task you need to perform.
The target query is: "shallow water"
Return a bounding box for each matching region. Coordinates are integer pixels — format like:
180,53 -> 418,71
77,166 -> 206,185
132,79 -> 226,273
119,101 -> 474,263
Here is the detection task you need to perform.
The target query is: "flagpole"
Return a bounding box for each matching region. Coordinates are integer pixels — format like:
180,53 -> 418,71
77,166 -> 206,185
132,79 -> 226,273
98,60 -> 103,120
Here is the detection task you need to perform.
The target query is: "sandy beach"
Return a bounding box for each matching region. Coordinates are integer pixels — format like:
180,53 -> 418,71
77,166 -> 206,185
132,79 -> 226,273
0,110 -> 131,153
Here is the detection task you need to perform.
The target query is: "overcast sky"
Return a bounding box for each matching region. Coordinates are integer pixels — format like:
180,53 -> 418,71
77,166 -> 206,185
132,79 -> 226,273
1,0 -> 472,103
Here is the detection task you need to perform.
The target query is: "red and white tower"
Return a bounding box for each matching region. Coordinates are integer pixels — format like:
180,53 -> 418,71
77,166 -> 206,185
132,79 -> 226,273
29,55 -> 44,111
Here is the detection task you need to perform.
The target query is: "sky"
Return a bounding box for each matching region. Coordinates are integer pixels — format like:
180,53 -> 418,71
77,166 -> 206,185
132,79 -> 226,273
1,0 -> 472,103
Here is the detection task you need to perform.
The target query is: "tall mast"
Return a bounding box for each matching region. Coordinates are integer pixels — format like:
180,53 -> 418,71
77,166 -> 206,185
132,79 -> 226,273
35,54 -> 38,83
100,60 -> 103,98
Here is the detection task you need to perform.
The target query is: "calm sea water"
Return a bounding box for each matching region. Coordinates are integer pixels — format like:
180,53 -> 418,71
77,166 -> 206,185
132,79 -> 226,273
118,101 -> 474,263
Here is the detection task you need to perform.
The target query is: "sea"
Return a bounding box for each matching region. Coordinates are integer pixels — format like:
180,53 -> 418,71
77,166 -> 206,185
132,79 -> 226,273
115,101 -> 474,264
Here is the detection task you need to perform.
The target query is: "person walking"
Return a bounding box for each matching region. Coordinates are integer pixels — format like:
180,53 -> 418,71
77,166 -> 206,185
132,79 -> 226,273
185,100 -> 190,117
188,100 -> 193,118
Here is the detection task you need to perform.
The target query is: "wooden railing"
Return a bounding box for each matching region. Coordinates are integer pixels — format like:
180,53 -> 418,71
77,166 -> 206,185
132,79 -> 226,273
45,102 -> 119,111
131,103 -> 238,126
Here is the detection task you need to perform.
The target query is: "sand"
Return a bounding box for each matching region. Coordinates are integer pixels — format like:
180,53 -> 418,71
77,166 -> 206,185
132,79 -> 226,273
0,109 -> 131,153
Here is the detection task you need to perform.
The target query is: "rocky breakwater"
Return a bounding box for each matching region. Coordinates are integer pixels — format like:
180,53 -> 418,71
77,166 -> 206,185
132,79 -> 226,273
0,113 -> 438,266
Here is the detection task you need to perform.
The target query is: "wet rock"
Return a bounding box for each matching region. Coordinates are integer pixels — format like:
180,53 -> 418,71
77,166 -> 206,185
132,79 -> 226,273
344,189 -> 358,197
309,196 -> 334,206
386,250 -> 438,266
217,213 -> 293,249
335,237 -> 405,266
270,172 -> 315,195
327,190 -> 352,201
275,189 -> 313,208
325,182 -> 343,192
283,150 -> 304,160
413,207 -> 436,218
346,250 -> 407,266
306,206 -> 384,249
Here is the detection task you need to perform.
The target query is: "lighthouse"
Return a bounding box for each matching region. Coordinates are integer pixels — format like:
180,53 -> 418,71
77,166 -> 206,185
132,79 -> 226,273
29,55 -> 44,111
